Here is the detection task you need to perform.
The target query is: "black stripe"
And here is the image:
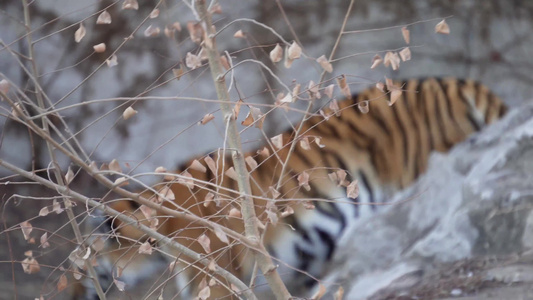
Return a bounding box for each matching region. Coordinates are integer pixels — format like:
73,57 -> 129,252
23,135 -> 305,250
314,226 -> 336,260
295,244 -> 315,272
358,171 -> 376,212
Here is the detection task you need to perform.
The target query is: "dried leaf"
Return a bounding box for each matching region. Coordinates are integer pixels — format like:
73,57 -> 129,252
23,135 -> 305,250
270,43 -> 283,63
106,54 -> 118,67
324,84 -> 334,99
435,19 -> 450,34
241,107 -> 264,129
376,82 -> 385,92
384,51 -> 400,70
185,52 -> 202,70
138,241 -> 153,255
316,55 -> 333,73
390,89 -> 402,106
39,206 -> 49,217
308,80 -> 320,99
65,167 -> 74,185
233,99 -> 243,119
269,186 -> 280,199
123,106 -> 137,120
347,180 -> 359,199
300,137 -> 311,150
288,41 -> 302,60
198,234 -> 211,254
358,101 -> 369,114
190,159 -> 207,173
21,257 -> 40,274
91,237 -> 105,252
172,22 -> 182,32
257,147 -> 270,158
0,79 -> 10,94
172,65 -> 185,80
281,206 -> 294,218
114,177 -> 129,186
245,156 -> 258,170
399,47 -> 411,62
233,30 -> 244,38
204,156 -> 217,175
93,43 -> 106,53
315,137 -> 325,148
73,267 -> 83,280
20,221 -> 32,240
271,134 -> 283,150
330,99 -> 340,116
186,21 -> 203,44
109,159 -> 122,172
53,199 -> 63,214
370,54 -> 383,69
96,11 -> 112,24
40,232 -> 50,249
220,55 -> 230,70
230,283 -> 241,293
204,192 -> 215,207
225,167 -> 238,181
229,207 -> 242,218
334,286 -> 344,300
150,8 -> 159,18
74,23 -> 86,43
57,274 -> 68,292
198,285 -> 211,300
279,92 -> 293,104
298,171 -> 311,191
401,27 -> 410,44
155,166 -> 167,173
266,209 -> 278,225
122,0 -> 138,10
214,225 -> 229,244
144,25 -> 160,37
337,75 -> 352,99
140,205 -> 154,220
178,171 -> 195,189
311,283 -> 327,300
199,113 -> 215,125
114,279 -> 126,291
208,260 -> 217,272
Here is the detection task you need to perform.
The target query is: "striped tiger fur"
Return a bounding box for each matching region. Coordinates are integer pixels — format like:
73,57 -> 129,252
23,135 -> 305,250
83,77 -> 506,299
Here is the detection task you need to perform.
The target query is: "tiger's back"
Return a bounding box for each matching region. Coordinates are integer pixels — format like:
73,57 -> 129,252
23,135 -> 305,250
89,77 -> 506,299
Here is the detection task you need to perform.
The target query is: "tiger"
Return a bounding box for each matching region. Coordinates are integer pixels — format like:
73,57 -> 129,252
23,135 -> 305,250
81,77 -> 506,300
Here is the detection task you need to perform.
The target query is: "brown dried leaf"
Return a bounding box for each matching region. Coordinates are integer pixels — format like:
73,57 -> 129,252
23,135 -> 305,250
198,234 -> 211,254
220,55 -> 230,70
178,171 -> 195,189
300,137 -> 311,150
281,206 -> 294,218
199,113 -> 215,125
138,241 -> 153,255
245,156 -> 258,170
315,137 -> 325,148
74,23 -> 86,43
114,177 -> 129,186
266,209 -> 278,225
324,84 -> 334,99
390,89 -> 402,106
347,180 -> 359,199
271,134 -> 283,150
334,286 -> 344,300
24,250 -> 32,257
233,30 -> 244,38
21,257 -> 40,274
93,43 -> 106,53
401,27 -> 410,44
435,19 -> 450,34
358,101 -> 369,114
288,41 -> 302,60
214,225 -> 229,244
329,99 -> 340,116
198,285 -> 211,300
298,171 -> 311,191
52,199 -> 63,214
140,205 -> 154,220
186,21 -> 203,44
204,192 -> 215,207
190,159 -> 207,173
20,221 -> 32,240
208,260 -> 217,272
229,207 -> 242,219
399,47 -> 411,62
316,55 -> 333,73
233,99 -> 243,119
311,283 -> 327,300
376,82 -> 385,92
65,167 -> 74,185
106,54 -> 118,67
257,147 -> 270,158
172,65 -> 185,80
150,8 -> 159,18
385,77 -> 394,91
370,54 -> 383,69
337,75 -> 352,99
241,107 -> 264,129
225,167 -> 238,181
40,232 -> 50,249
57,274 -> 68,292
39,206 -> 49,217
109,159 -> 122,172
144,25 -> 160,37
204,156 -> 217,175
122,0 -> 139,10
123,106 -> 137,120
186,52 -> 202,70
270,43 -> 283,63
384,51 -> 400,70
114,279 -> 126,291
0,79 -> 10,95
96,11 -> 112,24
